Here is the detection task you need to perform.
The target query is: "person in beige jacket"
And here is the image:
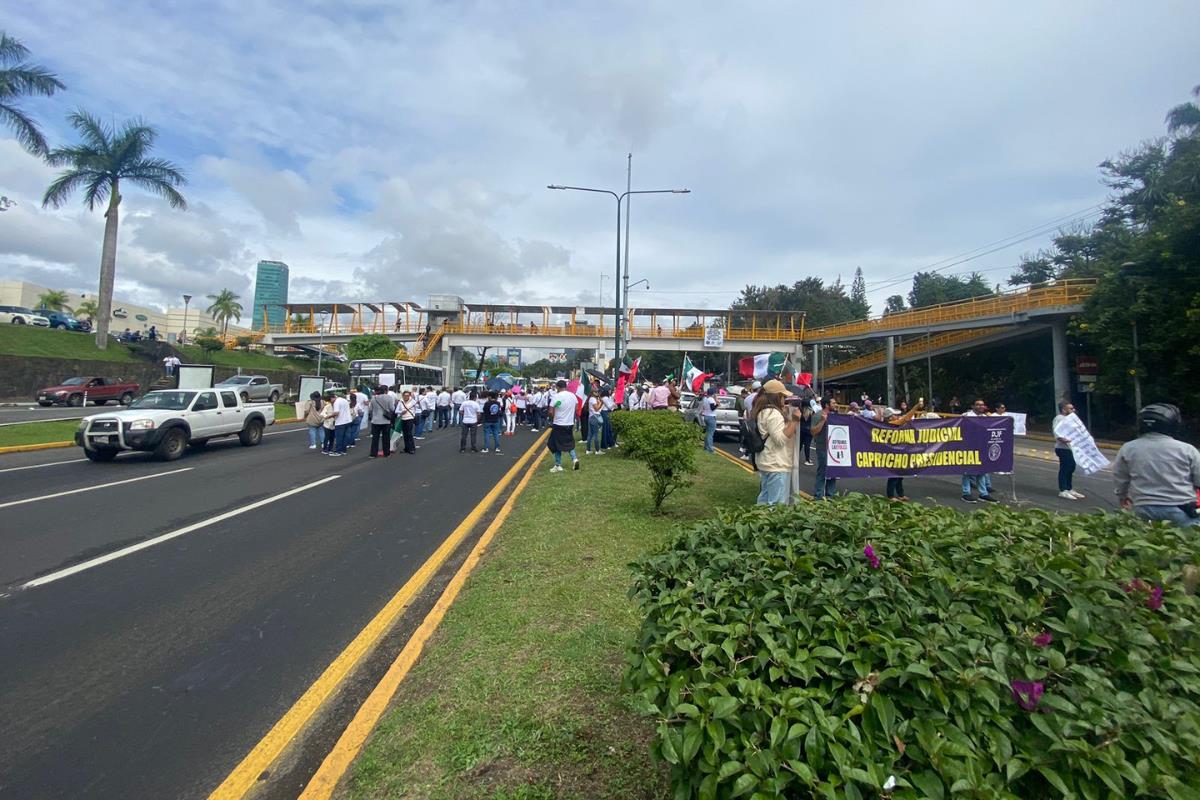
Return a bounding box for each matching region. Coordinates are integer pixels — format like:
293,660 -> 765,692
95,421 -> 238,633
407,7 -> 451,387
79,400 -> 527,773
303,391 -> 323,450
753,379 -> 801,505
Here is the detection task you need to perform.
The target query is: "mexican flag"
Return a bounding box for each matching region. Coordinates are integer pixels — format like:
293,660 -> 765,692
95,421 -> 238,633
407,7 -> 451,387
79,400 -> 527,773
682,355 -> 712,393
619,355 -> 641,383
739,352 -> 788,381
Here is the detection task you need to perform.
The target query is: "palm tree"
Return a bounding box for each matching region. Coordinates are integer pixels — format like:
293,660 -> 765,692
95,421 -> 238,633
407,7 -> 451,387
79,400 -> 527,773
1166,84 -> 1200,139
0,32 -> 65,156
206,289 -> 243,337
42,110 -> 187,349
36,289 -> 72,312
75,298 -> 99,321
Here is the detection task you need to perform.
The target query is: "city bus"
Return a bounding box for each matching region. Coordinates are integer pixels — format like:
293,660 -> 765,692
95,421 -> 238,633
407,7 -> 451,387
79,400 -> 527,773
348,359 -> 446,391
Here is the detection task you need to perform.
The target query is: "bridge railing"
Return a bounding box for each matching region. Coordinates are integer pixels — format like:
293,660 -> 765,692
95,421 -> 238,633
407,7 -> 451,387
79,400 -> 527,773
807,279 -> 1097,342
262,320 -> 807,342
822,327 -> 1014,379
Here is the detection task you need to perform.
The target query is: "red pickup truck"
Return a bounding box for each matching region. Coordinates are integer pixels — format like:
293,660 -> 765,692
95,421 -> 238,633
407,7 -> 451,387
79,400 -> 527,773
37,377 -> 141,407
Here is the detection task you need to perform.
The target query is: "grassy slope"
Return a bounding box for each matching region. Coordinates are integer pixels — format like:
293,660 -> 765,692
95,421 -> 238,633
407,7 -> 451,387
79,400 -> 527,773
343,448 -> 759,800
0,420 -> 81,447
0,325 -> 137,362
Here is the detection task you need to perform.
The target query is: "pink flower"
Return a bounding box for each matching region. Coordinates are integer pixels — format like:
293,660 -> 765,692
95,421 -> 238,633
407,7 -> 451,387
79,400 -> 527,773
1032,631 -> 1053,648
863,544 -> 881,570
1010,680 -> 1044,712
1147,586 -> 1164,611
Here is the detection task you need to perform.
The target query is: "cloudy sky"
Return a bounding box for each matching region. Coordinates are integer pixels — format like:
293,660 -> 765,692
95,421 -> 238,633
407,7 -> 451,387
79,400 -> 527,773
2,1 -> 1197,316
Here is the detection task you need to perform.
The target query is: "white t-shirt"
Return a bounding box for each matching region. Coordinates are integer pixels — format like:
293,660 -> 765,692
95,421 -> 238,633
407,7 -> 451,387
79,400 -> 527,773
459,399 -> 481,424
398,397 -> 418,419
516,395 -> 526,409
552,390 -> 578,426
451,390 -> 467,404
602,396 -> 616,412
437,391 -> 451,407
421,393 -> 436,411
333,396 -> 352,425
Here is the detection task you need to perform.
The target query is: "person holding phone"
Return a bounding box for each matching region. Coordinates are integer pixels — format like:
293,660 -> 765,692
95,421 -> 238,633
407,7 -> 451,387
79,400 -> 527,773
753,380 -> 801,505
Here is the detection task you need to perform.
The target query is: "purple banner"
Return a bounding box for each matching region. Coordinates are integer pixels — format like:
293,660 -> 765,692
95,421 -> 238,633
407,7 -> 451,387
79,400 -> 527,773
824,413 -> 1014,478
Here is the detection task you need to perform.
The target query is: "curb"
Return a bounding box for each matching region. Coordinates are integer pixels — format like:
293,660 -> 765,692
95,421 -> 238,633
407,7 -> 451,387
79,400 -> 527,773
0,440 -> 74,454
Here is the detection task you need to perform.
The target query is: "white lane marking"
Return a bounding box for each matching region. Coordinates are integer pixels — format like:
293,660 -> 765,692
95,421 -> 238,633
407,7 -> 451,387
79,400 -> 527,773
21,474 -> 342,590
0,468 -> 192,510
0,458 -> 88,474
264,427 -> 306,437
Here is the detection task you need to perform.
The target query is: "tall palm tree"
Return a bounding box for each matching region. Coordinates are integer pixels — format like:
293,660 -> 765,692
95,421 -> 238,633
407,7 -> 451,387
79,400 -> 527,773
36,289 -> 71,312
1166,84 -> 1200,139
42,110 -> 187,349
206,289 -> 243,337
0,32 -> 65,156
74,298 -> 99,321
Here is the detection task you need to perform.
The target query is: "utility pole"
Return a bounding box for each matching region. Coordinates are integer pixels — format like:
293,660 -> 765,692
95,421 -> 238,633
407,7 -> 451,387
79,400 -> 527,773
621,153 -> 632,374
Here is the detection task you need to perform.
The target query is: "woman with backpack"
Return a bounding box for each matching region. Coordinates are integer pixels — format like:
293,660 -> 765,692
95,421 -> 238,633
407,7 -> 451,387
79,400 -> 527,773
751,380 -> 801,506
481,391 -> 505,453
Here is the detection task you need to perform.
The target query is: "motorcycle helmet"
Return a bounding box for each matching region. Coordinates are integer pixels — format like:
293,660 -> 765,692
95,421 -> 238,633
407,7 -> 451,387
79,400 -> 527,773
1137,403 -> 1182,437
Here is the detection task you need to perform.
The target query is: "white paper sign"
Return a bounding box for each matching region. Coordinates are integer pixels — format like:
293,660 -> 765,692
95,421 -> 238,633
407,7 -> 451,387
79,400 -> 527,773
1053,413 -> 1110,475
377,372 -> 396,387
1003,412 -> 1027,436
704,327 -> 725,348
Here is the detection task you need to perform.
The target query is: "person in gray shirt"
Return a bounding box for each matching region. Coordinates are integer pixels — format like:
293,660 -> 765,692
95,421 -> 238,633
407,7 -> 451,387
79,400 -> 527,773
368,386 -> 398,458
1113,403 -> 1200,527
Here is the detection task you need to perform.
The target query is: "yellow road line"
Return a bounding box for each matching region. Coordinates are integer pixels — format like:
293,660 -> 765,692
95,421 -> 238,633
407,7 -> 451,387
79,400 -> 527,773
298,435 -> 546,799
0,441 -> 73,454
207,430 -> 550,800
713,447 -> 814,500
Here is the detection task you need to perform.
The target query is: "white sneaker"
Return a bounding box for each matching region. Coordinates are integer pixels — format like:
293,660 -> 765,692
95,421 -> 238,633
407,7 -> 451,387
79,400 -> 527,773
481,448 -> 489,453
1058,490 -> 1077,500
308,445 -> 317,449
598,450 -> 606,455
550,464 -> 563,472
573,459 -> 580,471
1069,490 -> 1086,499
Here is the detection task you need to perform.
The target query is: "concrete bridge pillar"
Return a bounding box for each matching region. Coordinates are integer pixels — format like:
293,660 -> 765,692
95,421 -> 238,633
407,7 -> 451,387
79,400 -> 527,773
446,345 -> 462,386
812,344 -> 821,395
1051,319 -> 1069,414
885,336 -> 896,408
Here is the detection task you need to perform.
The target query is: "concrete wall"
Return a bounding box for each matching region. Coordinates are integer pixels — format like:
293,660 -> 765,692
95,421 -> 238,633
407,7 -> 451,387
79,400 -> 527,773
0,354 -> 346,403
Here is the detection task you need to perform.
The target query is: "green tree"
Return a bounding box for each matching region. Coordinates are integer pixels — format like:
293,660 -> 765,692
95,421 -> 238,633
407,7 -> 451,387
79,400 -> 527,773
1166,84 -> 1200,139
345,333 -> 398,362
42,111 -> 187,349
205,289 -> 243,337
907,271 -> 992,309
883,294 -> 906,314
849,266 -> 869,318
194,326 -> 224,354
74,298 -> 98,320
0,32 -> 65,156
36,289 -> 71,312
732,277 -> 857,328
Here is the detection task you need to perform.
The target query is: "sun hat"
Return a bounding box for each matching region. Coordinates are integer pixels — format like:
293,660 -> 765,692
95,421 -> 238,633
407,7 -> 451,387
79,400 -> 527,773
761,379 -> 793,397
751,380 -> 762,389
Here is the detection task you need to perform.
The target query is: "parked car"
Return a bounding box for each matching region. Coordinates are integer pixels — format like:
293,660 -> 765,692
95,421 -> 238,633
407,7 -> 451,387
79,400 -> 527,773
35,308 -> 91,331
682,394 -> 743,439
214,374 -> 284,403
37,376 -> 141,407
75,388 -> 275,462
0,305 -> 50,326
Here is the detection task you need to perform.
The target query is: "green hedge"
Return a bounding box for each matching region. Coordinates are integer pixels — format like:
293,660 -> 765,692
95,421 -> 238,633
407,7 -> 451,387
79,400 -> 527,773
626,497 -> 1200,799
612,410 -> 702,512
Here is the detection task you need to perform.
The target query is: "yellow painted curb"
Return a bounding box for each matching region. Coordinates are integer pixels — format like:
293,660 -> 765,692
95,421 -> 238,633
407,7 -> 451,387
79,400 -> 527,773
208,429 -> 550,800
713,447 -> 814,500
0,440 -> 74,454
298,431 -> 547,799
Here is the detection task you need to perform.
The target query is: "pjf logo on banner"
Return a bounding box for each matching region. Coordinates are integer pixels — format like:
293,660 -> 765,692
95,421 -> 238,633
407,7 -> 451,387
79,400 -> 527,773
827,425 -> 852,467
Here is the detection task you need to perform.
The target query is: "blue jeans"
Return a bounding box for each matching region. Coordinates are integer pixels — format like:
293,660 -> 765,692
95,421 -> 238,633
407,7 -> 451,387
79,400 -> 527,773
350,416 -> 364,441
1135,505 -> 1200,527
553,446 -> 578,466
703,415 -> 717,452
962,474 -> 992,497
758,471 -> 790,505
587,414 -> 604,452
483,421 -> 502,450
452,404 -> 461,426
307,425 -> 322,447
334,423 -> 351,453
814,447 -> 836,499
1056,448 -> 1075,492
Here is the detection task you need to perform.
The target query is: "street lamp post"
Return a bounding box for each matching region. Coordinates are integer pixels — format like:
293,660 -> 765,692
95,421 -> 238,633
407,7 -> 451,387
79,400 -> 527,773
548,173 -> 688,370
181,294 -> 192,345
317,311 -> 329,377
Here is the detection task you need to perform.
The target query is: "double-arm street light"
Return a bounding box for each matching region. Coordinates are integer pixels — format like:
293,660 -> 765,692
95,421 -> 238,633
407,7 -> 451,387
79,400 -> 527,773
548,179 -> 688,368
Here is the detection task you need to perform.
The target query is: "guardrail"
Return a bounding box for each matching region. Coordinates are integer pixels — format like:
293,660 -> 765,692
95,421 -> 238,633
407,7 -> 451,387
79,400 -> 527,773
822,327 -> 1013,379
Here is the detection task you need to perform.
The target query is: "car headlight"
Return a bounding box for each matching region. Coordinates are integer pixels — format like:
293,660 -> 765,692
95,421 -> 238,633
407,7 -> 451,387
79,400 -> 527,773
55,390 -> 68,395
128,419 -> 156,430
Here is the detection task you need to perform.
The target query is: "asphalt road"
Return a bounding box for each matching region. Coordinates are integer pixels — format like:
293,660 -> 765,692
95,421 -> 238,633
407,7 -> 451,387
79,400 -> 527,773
713,434 -> 1122,514
0,419 -> 541,799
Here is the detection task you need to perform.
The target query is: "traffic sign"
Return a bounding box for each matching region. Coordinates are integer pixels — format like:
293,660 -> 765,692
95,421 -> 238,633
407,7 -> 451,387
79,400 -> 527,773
1076,355 -> 1098,375
1078,382 -> 1095,393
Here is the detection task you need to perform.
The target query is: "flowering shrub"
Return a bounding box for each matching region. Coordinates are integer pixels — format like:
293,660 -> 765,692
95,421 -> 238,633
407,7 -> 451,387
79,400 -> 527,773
626,497 -> 1200,799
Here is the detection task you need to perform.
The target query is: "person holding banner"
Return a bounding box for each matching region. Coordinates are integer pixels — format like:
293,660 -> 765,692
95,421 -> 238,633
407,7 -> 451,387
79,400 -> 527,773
1052,401 -> 1085,500
812,397 -> 837,500
753,380 -> 800,505
960,399 -> 998,503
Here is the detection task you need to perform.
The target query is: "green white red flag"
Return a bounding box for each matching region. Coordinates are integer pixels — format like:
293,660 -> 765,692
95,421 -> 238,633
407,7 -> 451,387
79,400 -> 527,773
738,352 -> 788,381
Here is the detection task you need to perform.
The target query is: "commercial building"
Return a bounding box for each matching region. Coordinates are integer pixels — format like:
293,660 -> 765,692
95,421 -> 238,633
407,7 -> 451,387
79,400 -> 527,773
250,260 -> 289,330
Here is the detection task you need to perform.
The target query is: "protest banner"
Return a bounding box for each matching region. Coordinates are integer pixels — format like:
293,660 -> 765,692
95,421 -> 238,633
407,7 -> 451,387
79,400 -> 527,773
1053,413 -> 1110,475
824,413 -> 1014,478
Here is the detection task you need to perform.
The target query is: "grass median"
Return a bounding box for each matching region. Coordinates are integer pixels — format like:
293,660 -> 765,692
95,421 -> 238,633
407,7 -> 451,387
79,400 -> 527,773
341,445 -> 759,800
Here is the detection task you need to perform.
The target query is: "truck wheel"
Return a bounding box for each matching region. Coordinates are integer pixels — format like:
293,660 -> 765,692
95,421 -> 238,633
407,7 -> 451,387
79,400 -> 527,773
84,448 -> 118,462
239,419 -> 264,447
13,317 -> 25,325
240,391 -> 250,403
154,428 -> 187,461
269,391 -> 279,403
120,392 -> 134,405
67,393 -> 84,407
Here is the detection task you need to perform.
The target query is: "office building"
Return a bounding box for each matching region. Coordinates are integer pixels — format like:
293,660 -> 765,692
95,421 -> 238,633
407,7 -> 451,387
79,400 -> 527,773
250,260 -> 289,330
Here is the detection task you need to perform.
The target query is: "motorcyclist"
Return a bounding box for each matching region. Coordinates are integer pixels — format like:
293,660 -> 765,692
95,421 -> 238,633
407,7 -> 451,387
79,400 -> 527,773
1113,403 -> 1200,527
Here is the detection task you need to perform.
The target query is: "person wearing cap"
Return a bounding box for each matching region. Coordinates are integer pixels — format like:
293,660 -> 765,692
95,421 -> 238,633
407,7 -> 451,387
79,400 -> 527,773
699,387 -> 719,453
751,379 -> 801,505
1114,403 -> 1200,527
861,399 -> 877,420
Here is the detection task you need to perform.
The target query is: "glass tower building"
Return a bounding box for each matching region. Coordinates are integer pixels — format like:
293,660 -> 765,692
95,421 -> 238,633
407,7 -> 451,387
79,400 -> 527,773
251,260 -> 289,330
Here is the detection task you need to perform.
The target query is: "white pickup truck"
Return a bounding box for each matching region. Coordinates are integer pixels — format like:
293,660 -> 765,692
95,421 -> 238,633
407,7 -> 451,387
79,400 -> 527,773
75,388 -> 275,462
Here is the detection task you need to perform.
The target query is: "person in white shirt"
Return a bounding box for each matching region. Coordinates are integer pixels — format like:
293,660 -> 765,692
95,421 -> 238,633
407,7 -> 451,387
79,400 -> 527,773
505,391 -> 518,435
601,389 -> 617,449
1052,401 -> 1084,500
531,389 -> 547,430
548,379 -> 580,472
331,393 -> 353,455
436,387 -> 452,429
451,386 -> 467,425
960,399 -> 997,503
418,388 -> 436,438
396,389 -> 420,454
319,391 -> 338,453
459,390 -> 482,452
515,390 -> 527,427
352,386 -> 370,444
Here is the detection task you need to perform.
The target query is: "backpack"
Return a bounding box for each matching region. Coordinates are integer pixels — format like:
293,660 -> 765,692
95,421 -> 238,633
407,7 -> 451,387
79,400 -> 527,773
744,417 -> 767,455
